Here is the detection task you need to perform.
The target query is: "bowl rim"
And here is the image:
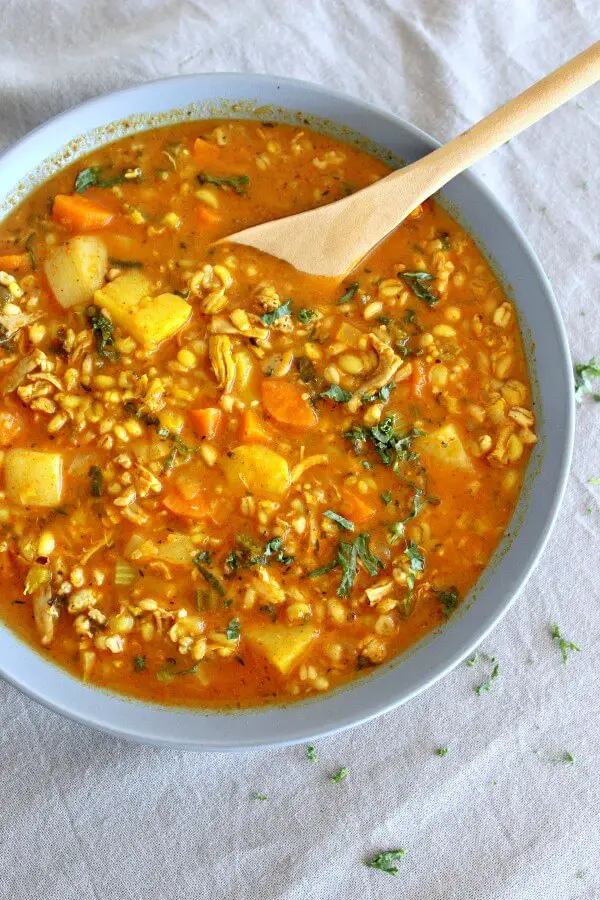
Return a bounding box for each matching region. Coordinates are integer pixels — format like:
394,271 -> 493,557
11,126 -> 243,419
0,72 -> 574,751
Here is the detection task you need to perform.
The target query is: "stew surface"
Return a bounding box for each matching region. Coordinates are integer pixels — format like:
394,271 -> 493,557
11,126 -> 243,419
0,120 -> 536,708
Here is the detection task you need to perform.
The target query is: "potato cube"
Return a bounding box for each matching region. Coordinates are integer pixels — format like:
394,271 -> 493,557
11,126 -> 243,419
44,235 -> 108,308
419,423 -> 471,469
245,623 -> 318,674
4,449 -> 63,507
94,271 -> 191,348
221,444 -> 290,497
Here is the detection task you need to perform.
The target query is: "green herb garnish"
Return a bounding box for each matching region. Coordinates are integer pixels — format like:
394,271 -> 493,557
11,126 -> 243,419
337,282 -> 359,304
75,166 -> 129,193
307,745 -> 318,763
320,384 -> 353,403
436,746 -> 449,757
308,532 -> 383,597
475,658 -> 500,695
24,232 -> 36,270
251,792 -> 268,801
86,305 -> 119,362
389,487 -> 425,543
552,751 -> 575,765
324,510 -> 355,531
197,172 -> 249,195
297,308 -> 316,324
226,618 -> 241,641
365,849 -> 406,876
330,767 -> 349,783
193,553 -> 225,597
550,623 -> 580,666
108,257 -> 144,269
296,356 -> 318,384
438,587 -> 459,617
88,465 -> 103,498
133,656 -> 146,672
400,271 -> 438,306
261,298 -> 293,326
380,491 -> 392,505
574,358 -> 600,402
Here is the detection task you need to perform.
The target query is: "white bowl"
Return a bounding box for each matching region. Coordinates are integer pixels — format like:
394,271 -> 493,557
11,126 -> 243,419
0,73 -> 574,751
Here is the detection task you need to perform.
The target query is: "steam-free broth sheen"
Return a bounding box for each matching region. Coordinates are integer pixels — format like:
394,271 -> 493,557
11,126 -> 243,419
0,120 -> 536,707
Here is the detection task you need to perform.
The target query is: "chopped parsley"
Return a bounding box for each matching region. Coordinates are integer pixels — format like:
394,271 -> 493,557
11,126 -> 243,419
552,751 -> 575,765
344,416 -> 423,468
251,792 -> 268,801
380,491 -> 392,505
330,766 -> 349,784
574,358 -> 600,402
261,298 -> 293,325
24,232 -> 36,270
306,745 -> 318,763
192,552 -> 225,597
124,402 -> 196,460
400,271 -> 438,306
475,658 -> 500,695
389,486 -> 426,542
88,465 -> 103,498
337,282 -> 359,304
438,587 -> 459,617
86,305 -> 119,361
308,532 -> 383,598
133,656 -> 146,672
324,510 -> 355,531
365,849 -> 406,876
296,356 -> 318,384
361,381 -> 396,405
75,166 -> 130,193
197,172 -> 249,195
550,622 -> 580,666
226,618 -> 241,641
107,257 -> 144,269
466,654 -> 478,667
401,540 -> 424,611
226,534 -> 294,571
436,746 -> 449,757
297,307 -> 317,324
320,384 -> 353,403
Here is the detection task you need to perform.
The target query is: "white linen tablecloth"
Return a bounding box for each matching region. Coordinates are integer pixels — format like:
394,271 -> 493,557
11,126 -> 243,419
1,2 -> 599,898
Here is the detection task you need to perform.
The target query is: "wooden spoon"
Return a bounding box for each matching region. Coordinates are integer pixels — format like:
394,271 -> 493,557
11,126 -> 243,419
224,41 -> 600,277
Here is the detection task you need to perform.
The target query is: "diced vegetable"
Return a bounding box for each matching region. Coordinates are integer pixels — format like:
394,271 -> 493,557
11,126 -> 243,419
52,194 -> 114,231
234,350 -> 256,400
244,623 -> 318,674
195,205 -> 221,226
261,380 -> 318,429
44,235 -> 108,309
155,533 -> 196,565
340,489 -> 376,523
222,444 -> 291,497
419,423 -> 471,469
114,559 -> 137,586
4,449 -> 63,506
336,321 -> 363,347
0,253 -> 31,272
163,489 -> 210,520
238,409 -> 270,443
0,410 -> 22,446
411,359 -> 426,397
94,271 -> 191,348
190,407 -> 221,441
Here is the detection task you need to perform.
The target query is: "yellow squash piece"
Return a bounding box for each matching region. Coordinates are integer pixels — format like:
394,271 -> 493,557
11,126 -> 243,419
245,623 -> 318,674
44,235 -> 108,308
221,444 -> 291,497
94,270 -> 191,349
419,423 -> 471,469
4,449 -> 63,507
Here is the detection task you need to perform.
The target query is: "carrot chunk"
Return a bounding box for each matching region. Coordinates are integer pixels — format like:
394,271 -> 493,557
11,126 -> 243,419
163,489 -> 209,521
341,489 -> 376,523
193,137 -> 220,164
0,411 -> 22,447
261,380 -> 318,429
52,194 -> 114,232
238,409 -> 271,443
195,205 -> 221,227
190,407 -> 222,441
0,253 -> 31,272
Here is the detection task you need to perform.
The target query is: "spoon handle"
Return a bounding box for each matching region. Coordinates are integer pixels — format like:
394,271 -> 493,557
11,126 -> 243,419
393,41 -> 600,201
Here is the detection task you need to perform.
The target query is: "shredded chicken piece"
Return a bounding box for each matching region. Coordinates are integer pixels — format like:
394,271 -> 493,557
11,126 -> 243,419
209,314 -> 269,341
209,335 -> 236,393
291,454 -> 329,483
357,334 -> 403,395
253,567 -> 286,604
32,585 -> 58,647
1,348 -> 46,394
0,309 -> 43,336
365,581 -> 395,605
